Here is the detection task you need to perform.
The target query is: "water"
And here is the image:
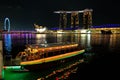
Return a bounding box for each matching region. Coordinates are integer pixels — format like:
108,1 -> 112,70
2,33 -> 120,80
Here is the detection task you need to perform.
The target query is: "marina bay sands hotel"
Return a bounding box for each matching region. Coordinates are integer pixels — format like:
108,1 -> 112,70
54,9 -> 93,30
54,9 -> 120,34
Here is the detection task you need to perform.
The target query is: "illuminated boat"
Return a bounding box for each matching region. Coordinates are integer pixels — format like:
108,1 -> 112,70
16,43 -> 85,71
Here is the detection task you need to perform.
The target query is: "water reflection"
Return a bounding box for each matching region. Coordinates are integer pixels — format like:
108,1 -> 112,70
3,33 -> 120,80
36,34 -> 47,44
56,34 -> 63,43
21,33 -> 35,44
91,34 -> 102,45
4,58 -> 84,80
80,34 -> 91,48
109,34 -> 120,48
91,34 -> 113,49
74,34 -> 80,43
3,33 -> 120,56
86,34 -> 91,48
37,59 -> 84,80
4,34 -> 12,55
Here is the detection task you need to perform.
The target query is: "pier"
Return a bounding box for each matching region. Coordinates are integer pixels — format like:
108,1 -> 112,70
0,40 -> 3,80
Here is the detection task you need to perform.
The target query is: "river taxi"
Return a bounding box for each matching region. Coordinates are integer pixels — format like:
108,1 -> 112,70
16,43 -> 85,70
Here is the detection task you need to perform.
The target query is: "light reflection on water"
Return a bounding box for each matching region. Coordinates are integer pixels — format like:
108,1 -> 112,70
4,59 -> 84,80
4,34 -> 12,55
36,34 -> 47,44
2,33 -> 120,80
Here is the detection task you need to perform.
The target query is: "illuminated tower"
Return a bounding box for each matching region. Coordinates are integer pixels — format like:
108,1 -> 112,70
63,12 -> 67,29
83,9 -> 92,29
58,12 -> 67,29
71,12 -> 79,28
54,9 -> 93,30
59,13 -> 62,29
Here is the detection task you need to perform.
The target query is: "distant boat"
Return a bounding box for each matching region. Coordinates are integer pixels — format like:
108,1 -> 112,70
16,43 -> 85,71
101,30 -> 112,34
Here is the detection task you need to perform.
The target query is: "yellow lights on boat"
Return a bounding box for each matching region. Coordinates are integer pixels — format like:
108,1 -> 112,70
49,48 -> 52,50
56,47 -> 59,49
20,50 -> 85,66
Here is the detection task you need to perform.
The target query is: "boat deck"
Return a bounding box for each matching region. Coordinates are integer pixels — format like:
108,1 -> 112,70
20,49 -> 85,65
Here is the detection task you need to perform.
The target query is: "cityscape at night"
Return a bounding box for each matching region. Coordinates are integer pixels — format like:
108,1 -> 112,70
0,0 -> 120,80
0,0 -> 119,30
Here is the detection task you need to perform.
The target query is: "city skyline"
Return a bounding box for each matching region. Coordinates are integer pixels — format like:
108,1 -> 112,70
0,0 -> 119,30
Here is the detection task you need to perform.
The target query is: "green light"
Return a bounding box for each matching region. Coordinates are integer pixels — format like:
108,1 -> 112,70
4,69 -> 29,80
2,69 -> 4,79
4,66 -> 21,70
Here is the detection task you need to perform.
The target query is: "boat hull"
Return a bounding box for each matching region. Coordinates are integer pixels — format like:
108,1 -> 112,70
21,50 -> 85,71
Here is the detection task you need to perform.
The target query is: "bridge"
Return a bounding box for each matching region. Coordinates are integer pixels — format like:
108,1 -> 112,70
91,24 -> 120,33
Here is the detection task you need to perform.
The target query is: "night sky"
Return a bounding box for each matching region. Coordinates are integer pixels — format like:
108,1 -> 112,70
0,0 -> 119,30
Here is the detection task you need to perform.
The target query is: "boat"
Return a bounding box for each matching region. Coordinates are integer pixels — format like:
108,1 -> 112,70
16,43 -> 85,71
101,30 -> 112,34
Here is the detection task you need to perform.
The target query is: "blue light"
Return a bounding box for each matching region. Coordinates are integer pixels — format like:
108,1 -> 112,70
4,34 -> 12,54
4,18 -> 10,32
92,24 -> 120,28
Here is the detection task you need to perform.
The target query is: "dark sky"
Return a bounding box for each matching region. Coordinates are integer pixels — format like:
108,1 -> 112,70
0,0 -> 119,30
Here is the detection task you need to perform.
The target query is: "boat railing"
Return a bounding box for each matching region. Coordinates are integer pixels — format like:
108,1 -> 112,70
16,43 -> 83,62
